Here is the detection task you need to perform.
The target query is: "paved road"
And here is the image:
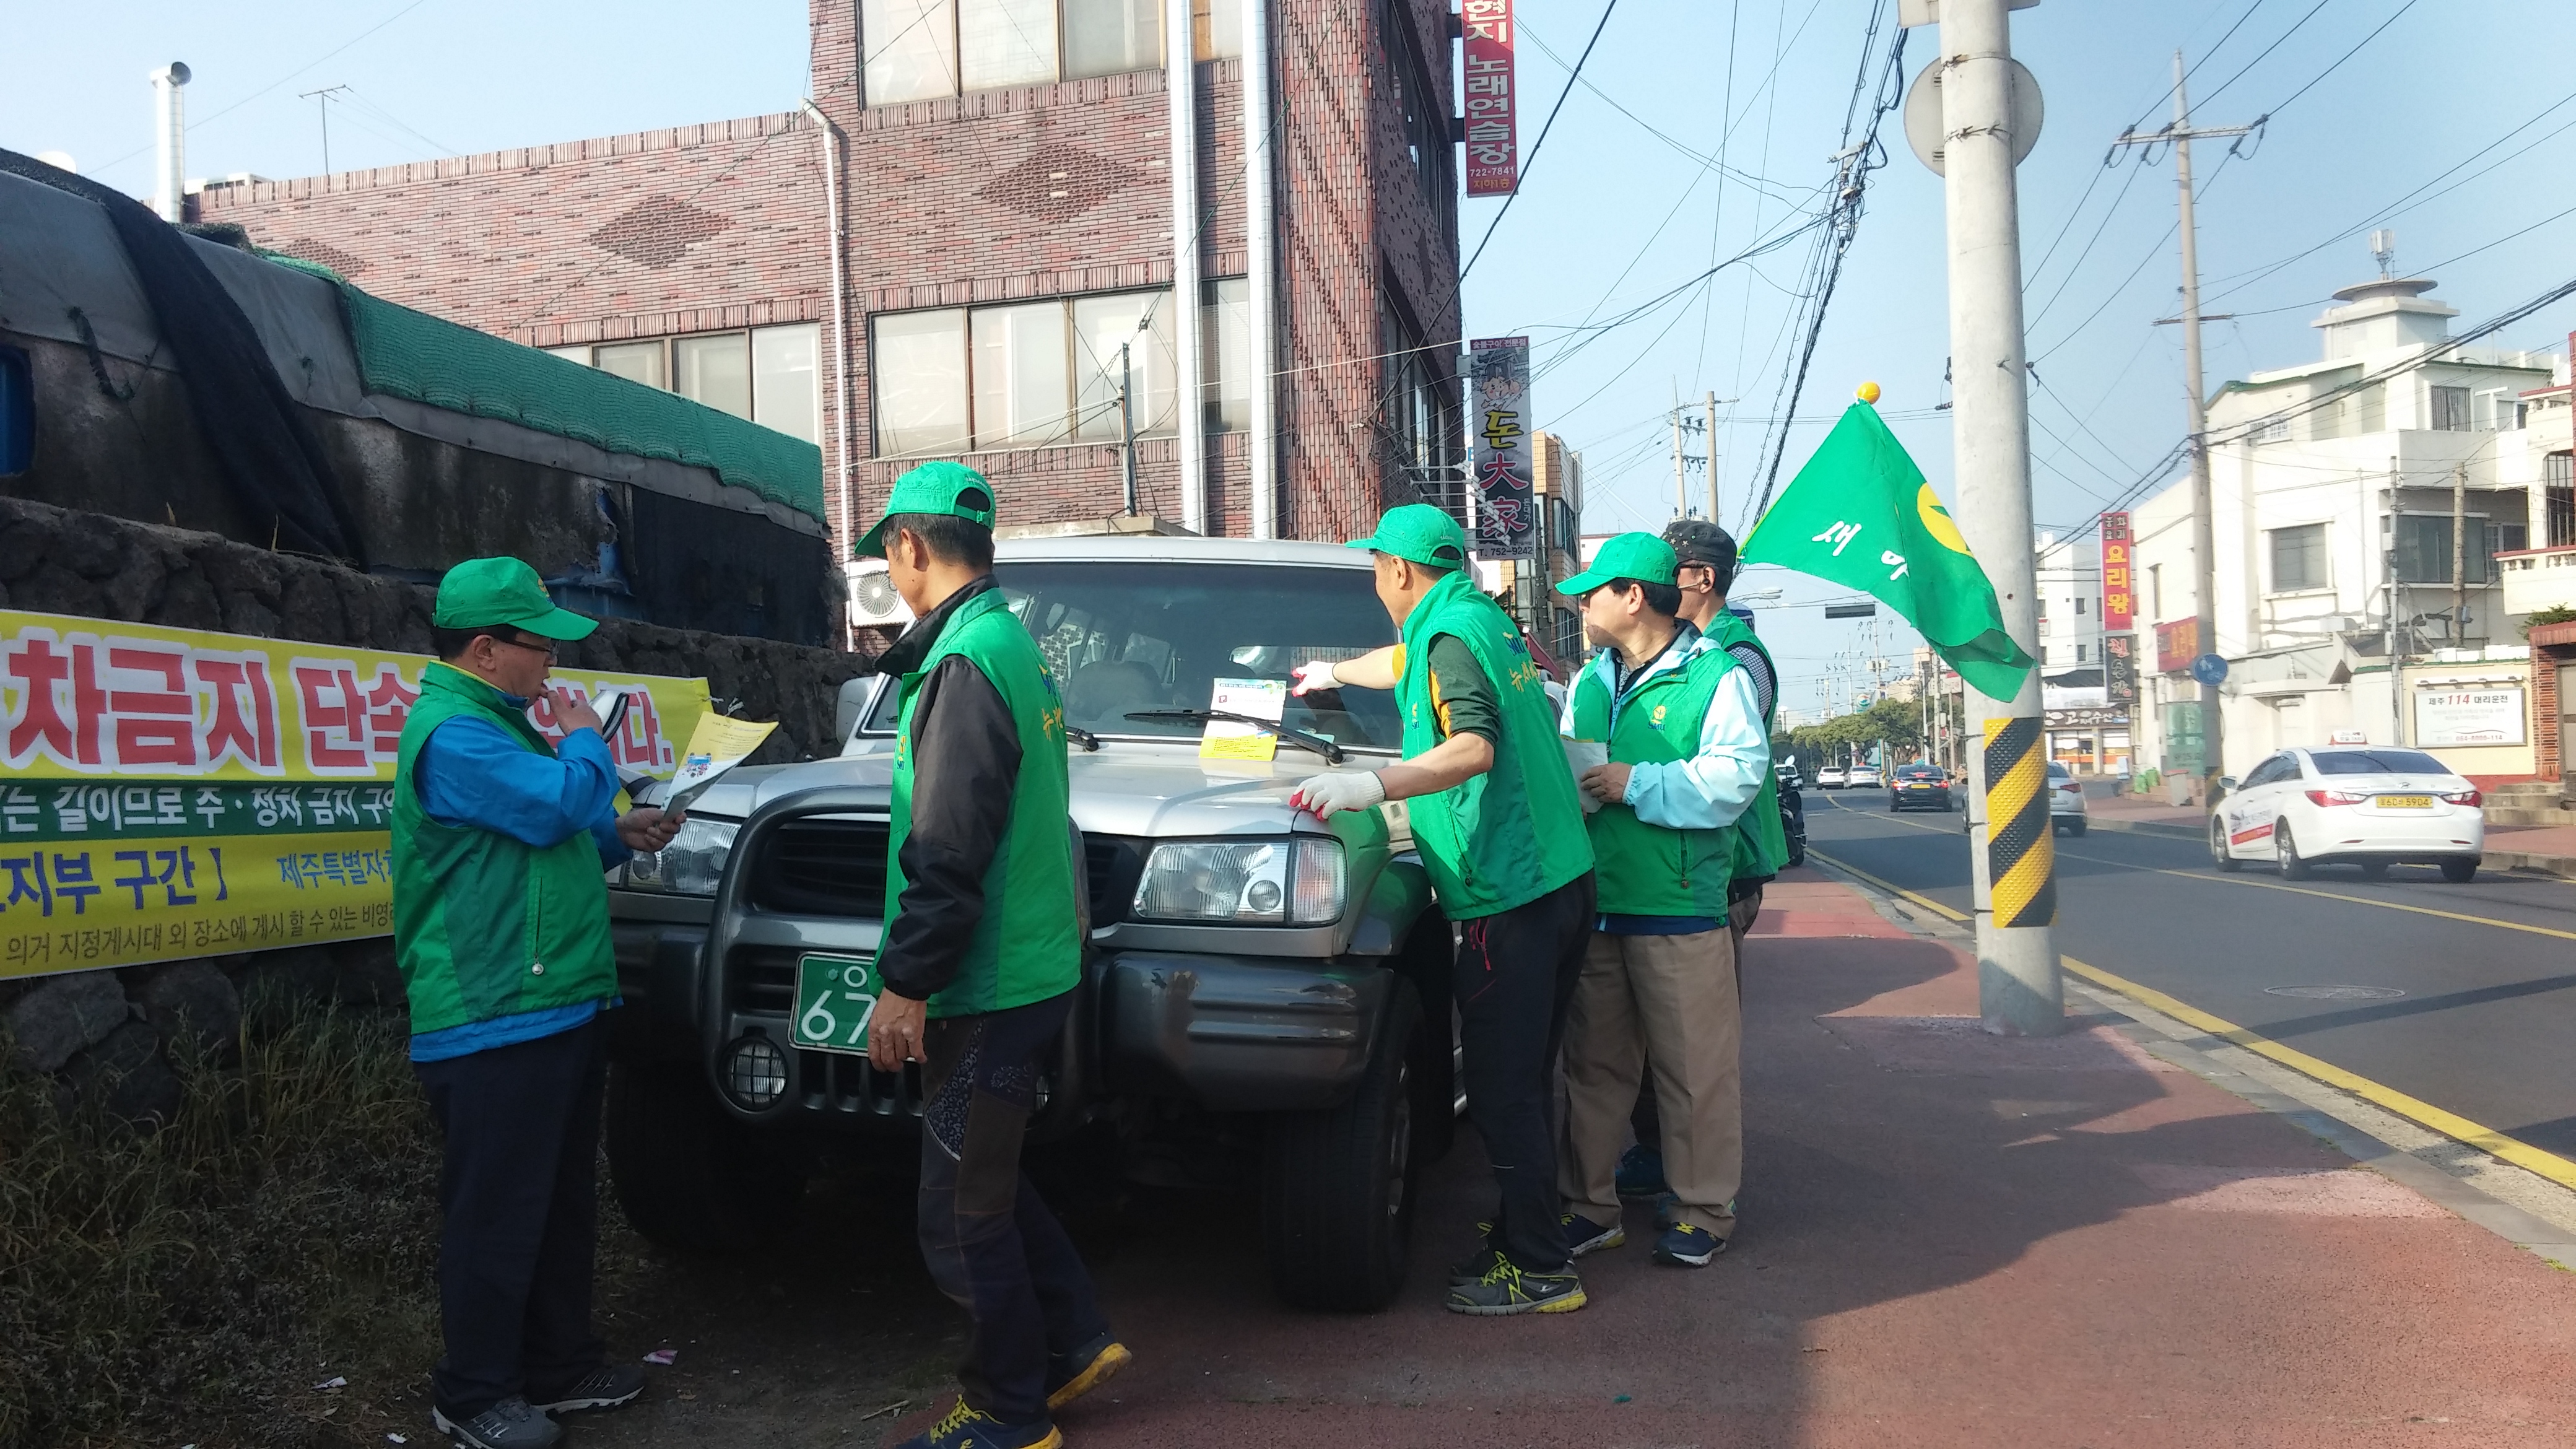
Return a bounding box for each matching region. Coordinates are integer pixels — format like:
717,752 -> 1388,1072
1801,787 -> 2576,1160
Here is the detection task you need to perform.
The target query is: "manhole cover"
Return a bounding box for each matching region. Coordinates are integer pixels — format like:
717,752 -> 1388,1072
2263,985 -> 2406,1001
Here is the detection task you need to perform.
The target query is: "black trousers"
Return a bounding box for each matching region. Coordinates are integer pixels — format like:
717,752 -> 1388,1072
1456,871 -> 1596,1273
917,990 -> 1109,1425
414,1016 -> 609,1418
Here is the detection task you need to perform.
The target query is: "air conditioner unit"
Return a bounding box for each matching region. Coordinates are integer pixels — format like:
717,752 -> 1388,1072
847,562 -> 913,628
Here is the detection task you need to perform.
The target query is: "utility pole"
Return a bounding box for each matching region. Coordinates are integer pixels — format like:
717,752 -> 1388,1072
1117,342 -> 1141,518
2115,53 -> 2250,796
1705,390 -> 1721,524
2451,459 -> 2468,646
299,85 -> 350,175
1930,0 -> 2061,1035
1671,407 -> 1689,517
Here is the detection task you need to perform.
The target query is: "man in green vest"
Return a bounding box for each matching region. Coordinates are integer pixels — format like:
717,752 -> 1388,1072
1554,533 -> 1772,1269
853,462 -> 1123,1449
394,557 -> 681,1449
1287,503 -> 1598,1316
1612,518 -> 1789,1202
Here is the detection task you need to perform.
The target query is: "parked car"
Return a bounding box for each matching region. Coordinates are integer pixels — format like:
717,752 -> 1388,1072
1815,766 -> 1849,790
603,534 -> 1461,1312
2048,761 -> 2089,835
1847,765 -> 1882,790
2208,746 -> 2482,881
1888,762 -> 1953,811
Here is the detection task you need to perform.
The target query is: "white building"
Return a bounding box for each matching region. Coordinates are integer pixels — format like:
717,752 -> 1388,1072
2127,267 -> 2563,782
2034,531 -> 2124,770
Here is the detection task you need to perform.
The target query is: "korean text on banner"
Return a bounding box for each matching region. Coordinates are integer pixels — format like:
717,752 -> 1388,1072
1471,337 -> 1536,562
2100,511 -> 2134,630
1462,0 -> 1517,197
0,609 -> 712,980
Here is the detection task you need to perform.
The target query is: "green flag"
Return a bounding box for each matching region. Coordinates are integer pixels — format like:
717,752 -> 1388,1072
1741,402 -> 2036,702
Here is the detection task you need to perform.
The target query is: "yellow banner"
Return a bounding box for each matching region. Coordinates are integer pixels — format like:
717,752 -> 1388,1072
0,610 -> 713,979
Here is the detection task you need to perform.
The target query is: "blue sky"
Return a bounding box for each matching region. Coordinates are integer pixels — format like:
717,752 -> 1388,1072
10,0 -> 2575,716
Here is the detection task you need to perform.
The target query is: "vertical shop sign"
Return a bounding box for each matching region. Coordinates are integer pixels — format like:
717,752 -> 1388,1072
2100,511 -> 2134,629
1462,0 -> 1518,196
1470,337 -> 1535,560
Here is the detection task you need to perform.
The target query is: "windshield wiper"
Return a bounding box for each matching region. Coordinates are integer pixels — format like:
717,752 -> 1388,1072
1065,724 -> 1100,752
1123,709 -> 1346,764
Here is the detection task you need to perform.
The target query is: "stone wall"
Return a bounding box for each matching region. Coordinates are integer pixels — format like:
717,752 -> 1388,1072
0,493 -> 874,1111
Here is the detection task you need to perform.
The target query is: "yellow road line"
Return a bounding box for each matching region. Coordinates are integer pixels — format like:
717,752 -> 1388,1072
2057,955 -> 2576,1194
1805,832 -> 2576,1193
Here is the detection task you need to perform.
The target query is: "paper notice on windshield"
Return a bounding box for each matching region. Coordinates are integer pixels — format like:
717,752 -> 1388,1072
1563,739 -> 1608,815
663,714 -> 780,815
1201,677 -> 1289,760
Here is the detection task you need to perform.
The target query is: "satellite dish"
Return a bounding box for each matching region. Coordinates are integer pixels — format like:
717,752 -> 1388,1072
1904,57 -> 2043,175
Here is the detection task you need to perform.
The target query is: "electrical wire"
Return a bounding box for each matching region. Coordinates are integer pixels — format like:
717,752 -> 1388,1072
1458,0 -> 1622,285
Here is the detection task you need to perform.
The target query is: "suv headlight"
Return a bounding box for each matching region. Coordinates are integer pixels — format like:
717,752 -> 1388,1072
615,817 -> 741,896
1132,838 -> 1344,925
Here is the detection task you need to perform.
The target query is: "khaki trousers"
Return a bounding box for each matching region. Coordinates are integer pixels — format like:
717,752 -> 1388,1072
1559,928 -> 1743,1237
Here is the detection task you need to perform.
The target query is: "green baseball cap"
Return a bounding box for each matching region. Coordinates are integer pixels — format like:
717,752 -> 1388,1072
1345,503 -> 1469,570
432,556 -> 598,640
853,460 -> 998,559
1557,531 -> 1679,596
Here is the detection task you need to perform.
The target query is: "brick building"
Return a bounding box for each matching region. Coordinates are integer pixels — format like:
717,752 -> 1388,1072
195,0 -> 1468,633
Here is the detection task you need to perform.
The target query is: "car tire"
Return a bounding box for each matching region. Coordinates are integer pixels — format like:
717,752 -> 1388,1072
2357,861 -> 2390,881
1263,986 -> 1419,1313
605,1060 -> 811,1255
2066,818 -> 2087,837
2209,818 -> 2241,872
2442,857 -> 2479,883
2276,821 -> 2311,881
1887,796 -> 1901,811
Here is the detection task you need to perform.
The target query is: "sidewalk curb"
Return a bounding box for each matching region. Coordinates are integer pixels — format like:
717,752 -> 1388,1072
2082,813 -> 2203,842
1802,855 -> 2576,1272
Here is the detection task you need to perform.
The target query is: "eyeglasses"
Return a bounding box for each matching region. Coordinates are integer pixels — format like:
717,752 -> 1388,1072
489,633 -> 558,661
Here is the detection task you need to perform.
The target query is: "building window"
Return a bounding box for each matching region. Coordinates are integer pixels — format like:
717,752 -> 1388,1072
2430,384 -> 2471,432
2269,522 -> 2327,591
1201,277 -> 1251,433
1554,497 -> 1580,563
2254,415 -> 2290,445
869,289 -> 1199,457
2490,521 -> 2528,558
2479,389 -> 2525,431
550,324 -> 824,443
2391,515 -> 2492,585
2547,451 -> 2575,548
865,0 -> 1173,105
2075,596 -> 2087,616
2076,643 -> 2087,663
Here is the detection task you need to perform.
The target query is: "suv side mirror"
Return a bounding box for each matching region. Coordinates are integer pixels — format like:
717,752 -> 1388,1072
2216,775 -> 2239,792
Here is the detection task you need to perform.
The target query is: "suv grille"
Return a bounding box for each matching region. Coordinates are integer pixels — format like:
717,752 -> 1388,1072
1085,834 -> 1147,928
750,817 -> 889,917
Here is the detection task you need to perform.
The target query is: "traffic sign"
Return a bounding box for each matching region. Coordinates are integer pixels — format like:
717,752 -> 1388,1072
2190,653 -> 2229,686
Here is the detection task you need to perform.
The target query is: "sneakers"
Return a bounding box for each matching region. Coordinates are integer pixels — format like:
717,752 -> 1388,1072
431,1396 -> 562,1449
1614,1144 -> 1668,1199
1444,1258 -> 1588,1316
529,1362 -> 646,1414
894,1399 -> 1063,1449
1044,1331 -> 1131,1412
1654,1221 -> 1728,1267
1561,1212 -> 1625,1260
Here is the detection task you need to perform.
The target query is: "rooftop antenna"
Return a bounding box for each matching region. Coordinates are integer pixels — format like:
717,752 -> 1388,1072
2369,228 -> 2395,281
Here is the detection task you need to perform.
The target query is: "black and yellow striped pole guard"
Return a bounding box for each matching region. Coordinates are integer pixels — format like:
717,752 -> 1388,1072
1982,715 -> 2056,927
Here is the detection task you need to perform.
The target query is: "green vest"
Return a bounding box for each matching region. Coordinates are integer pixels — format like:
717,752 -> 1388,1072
391,664 -> 619,1035
1568,634 -> 1739,918
1395,572 -> 1594,919
885,587 -> 1083,1019
1702,611 -> 1788,884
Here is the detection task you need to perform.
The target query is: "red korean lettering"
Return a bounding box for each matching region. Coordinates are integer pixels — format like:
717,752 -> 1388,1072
360,663 -> 419,762
293,663 -> 371,774
4,634 -> 105,768
106,642 -> 198,768
197,655 -> 282,772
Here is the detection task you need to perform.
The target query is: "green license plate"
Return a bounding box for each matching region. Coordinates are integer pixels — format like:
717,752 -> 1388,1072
793,952 -> 883,1056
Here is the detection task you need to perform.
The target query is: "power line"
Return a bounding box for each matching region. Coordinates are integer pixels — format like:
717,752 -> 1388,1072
1458,0 -> 1622,285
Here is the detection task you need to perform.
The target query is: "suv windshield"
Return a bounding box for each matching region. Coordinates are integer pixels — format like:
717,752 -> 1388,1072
867,561 -> 1406,752
2310,749 -> 2448,776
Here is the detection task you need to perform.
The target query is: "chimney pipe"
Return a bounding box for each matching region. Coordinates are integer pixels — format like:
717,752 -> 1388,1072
150,62 -> 191,222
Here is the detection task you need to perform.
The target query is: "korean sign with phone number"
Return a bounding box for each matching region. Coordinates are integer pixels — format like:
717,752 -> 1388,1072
0,610 -> 711,980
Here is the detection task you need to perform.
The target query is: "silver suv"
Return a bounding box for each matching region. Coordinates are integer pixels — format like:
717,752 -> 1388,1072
601,533 -> 1454,1311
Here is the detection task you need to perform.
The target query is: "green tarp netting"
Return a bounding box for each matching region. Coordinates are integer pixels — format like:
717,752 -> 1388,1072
268,255 -> 825,526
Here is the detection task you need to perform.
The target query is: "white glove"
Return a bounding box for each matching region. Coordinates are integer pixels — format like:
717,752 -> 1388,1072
1290,659 -> 1342,695
1291,770 -> 1386,818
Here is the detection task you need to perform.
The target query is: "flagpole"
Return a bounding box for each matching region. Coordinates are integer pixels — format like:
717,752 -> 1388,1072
1931,0 -> 2063,1037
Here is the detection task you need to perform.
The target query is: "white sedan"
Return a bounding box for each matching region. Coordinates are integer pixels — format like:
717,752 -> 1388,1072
2209,746 -> 2484,882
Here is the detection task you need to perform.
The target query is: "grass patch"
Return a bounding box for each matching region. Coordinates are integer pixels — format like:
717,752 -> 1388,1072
0,1001 -> 444,1448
